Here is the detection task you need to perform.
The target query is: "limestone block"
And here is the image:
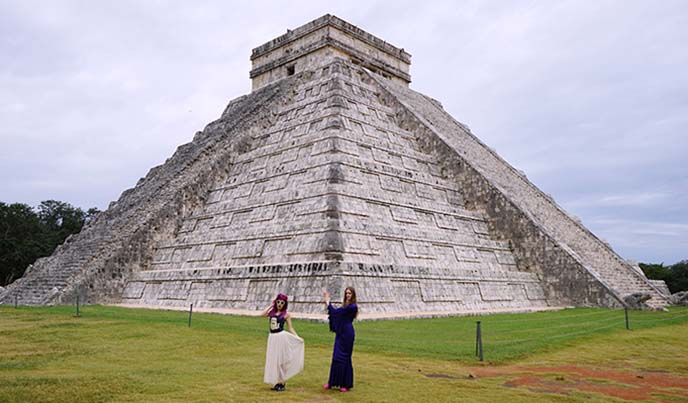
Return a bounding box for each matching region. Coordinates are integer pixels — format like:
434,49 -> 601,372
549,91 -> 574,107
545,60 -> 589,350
454,246 -> 479,262
648,279 -> 671,296
121,282 -> 145,299
390,206 -> 417,223
403,241 -> 434,259
479,282 -> 513,301
623,292 -> 652,309
671,291 -> 688,306
379,175 -> 402,193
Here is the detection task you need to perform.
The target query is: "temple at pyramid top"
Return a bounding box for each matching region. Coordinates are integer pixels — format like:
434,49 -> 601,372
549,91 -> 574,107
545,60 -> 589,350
250,14 -> 412,90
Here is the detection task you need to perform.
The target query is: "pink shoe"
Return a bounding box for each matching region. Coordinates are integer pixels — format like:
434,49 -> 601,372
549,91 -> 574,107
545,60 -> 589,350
340,387 -> 349,392
323,383 -> 330,390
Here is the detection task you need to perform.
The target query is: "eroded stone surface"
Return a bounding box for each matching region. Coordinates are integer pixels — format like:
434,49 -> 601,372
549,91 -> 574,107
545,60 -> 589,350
0,15 -> 668,314
671,291 -> 688,306
649,279 -> 671,296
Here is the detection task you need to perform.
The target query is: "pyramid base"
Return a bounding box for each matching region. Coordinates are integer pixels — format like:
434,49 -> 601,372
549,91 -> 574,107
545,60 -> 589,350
120,261 -> 552,317
112,302 -> 568,321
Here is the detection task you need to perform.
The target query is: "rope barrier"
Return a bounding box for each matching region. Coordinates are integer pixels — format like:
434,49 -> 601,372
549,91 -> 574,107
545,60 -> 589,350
7,304 -> 688,362
477,314 -> 628,336
476,308 -> 616,324
178,308 -> 688,351
485,321 -> 622,346
623,311 -> 688,324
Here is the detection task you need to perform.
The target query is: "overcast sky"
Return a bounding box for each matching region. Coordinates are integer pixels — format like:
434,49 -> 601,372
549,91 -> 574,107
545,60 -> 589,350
1,0 -> 686,264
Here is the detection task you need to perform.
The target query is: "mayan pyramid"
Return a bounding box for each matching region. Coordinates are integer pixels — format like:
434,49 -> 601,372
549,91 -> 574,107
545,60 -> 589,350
1,15 -> 669,315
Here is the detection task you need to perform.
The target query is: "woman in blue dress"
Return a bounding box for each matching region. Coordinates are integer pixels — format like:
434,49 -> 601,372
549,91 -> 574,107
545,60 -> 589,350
322,287 -> 358,392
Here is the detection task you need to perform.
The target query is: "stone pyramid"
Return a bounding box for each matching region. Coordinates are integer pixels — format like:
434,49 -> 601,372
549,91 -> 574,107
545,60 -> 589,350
1,15 -> 669,315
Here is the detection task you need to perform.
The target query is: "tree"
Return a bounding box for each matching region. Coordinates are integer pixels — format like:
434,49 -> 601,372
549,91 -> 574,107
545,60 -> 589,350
640,260 -> 688,293
639,262 -> 670,282
0,202 -> 49,285
667,260 -> 688,293
0,200 -> 100,287
85,207 -> 100,224
37,200 -> 89,248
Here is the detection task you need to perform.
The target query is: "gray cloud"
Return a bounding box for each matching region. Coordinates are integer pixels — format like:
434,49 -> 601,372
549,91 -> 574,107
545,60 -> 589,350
1,0 -> 686,264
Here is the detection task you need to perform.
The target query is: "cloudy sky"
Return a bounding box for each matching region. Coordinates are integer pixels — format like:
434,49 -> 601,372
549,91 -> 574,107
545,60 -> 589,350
1,0 -> 686,264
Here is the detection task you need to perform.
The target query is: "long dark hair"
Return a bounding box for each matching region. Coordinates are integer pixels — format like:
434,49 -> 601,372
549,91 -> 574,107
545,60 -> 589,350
342,287 -> 357,306
343,287 -> 358,318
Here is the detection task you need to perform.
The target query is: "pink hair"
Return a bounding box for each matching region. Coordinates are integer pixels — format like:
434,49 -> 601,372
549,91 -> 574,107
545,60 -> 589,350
268,293 -> 289,317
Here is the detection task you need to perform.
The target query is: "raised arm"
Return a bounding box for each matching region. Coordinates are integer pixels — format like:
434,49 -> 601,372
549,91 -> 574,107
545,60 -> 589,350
260,304 -> 272,317
322,290 -> 331,308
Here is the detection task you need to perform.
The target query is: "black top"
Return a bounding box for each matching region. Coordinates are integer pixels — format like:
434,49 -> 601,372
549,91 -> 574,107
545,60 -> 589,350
269,314 -> 286,333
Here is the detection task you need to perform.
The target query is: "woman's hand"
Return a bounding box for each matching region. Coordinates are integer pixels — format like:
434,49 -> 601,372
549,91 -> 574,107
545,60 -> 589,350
322,290 -> 331,306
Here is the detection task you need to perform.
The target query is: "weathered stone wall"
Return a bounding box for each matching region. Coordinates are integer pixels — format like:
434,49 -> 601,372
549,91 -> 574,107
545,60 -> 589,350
649,280 -> 671,297
5,15 -> 667,315
251,14 -> 411,90
0,78 -> 294,306
368,70 -> 666,309
118,59 -> 550,315
124,261 -> 547,314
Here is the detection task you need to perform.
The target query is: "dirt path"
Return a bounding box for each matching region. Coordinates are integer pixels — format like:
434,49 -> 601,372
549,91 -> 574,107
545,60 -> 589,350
466,365 -> 688,402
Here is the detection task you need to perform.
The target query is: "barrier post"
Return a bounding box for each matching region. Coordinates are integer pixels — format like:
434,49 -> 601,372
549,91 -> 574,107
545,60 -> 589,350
188,303 -> 193,328
476,321 -> 483,362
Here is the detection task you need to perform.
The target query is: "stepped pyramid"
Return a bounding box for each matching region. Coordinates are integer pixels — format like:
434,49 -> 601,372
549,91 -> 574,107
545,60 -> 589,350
1,15 -> 669,315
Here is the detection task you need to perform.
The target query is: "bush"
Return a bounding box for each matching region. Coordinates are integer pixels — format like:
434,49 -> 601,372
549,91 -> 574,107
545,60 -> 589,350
640,261 -> 688,293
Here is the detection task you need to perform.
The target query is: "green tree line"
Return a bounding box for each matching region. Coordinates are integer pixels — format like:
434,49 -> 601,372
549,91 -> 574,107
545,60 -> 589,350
0,200 -> 99,286
640,261 -> 688,294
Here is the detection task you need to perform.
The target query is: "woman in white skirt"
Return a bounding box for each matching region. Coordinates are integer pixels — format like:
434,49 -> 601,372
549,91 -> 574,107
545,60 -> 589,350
261,293 -> 304,391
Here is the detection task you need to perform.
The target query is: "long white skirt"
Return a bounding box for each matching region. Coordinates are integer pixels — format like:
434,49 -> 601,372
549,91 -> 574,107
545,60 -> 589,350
263,331 -> 304,384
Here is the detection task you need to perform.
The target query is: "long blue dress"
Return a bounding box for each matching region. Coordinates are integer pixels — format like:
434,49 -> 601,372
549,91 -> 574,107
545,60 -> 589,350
327,302 -> 358,389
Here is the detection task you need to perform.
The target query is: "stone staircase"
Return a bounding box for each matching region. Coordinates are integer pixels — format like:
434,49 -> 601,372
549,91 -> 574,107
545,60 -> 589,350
1,78 -> 291,307
1,233 -> 103,305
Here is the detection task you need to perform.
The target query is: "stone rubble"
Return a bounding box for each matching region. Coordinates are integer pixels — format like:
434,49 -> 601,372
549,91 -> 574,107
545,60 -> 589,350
670,291 -> 688,306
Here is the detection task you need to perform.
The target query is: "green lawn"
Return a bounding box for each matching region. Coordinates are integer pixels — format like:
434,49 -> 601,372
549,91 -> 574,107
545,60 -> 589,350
1,305 -> 687,402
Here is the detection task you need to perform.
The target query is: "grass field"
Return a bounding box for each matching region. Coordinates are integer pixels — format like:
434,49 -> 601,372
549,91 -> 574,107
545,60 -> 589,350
1,305 -> 688,402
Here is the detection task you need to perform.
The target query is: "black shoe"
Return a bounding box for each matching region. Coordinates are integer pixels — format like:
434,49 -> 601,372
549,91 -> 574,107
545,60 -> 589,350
274,383 -> 285,391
